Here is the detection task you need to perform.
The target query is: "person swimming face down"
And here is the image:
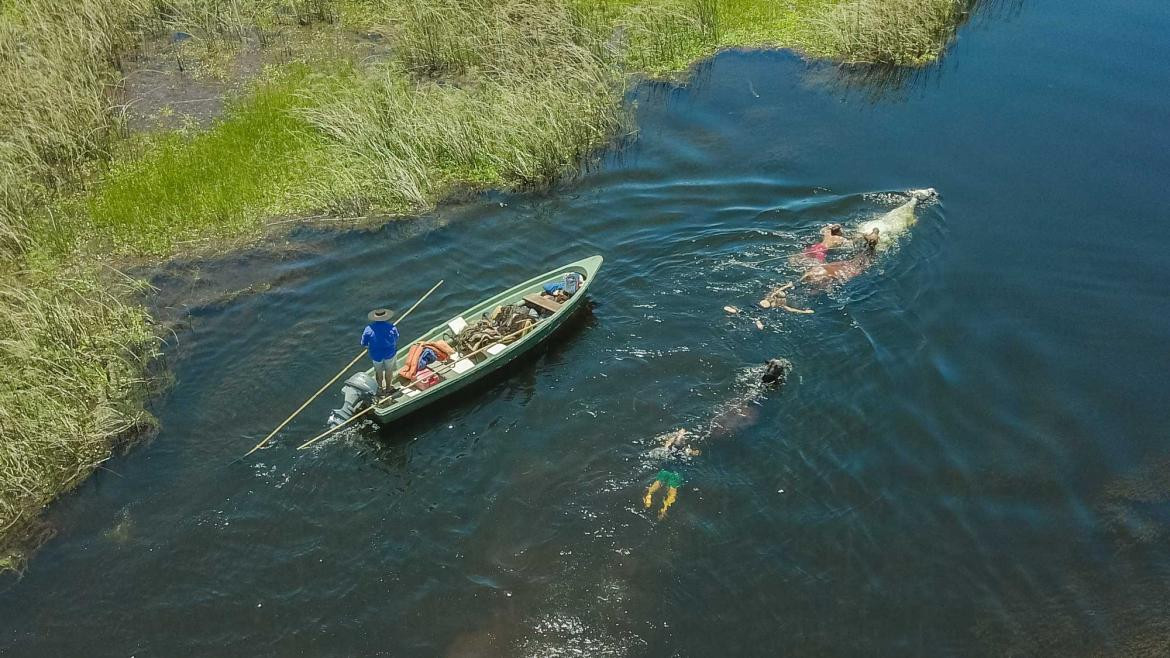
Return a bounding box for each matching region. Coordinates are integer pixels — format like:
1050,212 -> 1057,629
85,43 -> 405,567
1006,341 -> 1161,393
795,222 -> 851,266
799,228 -> 880,288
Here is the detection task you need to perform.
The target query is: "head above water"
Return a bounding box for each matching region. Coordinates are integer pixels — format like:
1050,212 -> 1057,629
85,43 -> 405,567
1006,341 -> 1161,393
762,357 -> 793,386
863,228 -> 880,249
368,308 -> 394,323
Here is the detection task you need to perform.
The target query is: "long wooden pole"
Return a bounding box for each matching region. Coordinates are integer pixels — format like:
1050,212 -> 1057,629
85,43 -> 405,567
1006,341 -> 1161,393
243,279 -> 445,458
297,323 -> 537,451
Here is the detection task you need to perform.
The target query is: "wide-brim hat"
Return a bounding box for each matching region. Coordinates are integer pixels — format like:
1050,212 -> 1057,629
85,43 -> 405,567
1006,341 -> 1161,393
368,308 -> 394,322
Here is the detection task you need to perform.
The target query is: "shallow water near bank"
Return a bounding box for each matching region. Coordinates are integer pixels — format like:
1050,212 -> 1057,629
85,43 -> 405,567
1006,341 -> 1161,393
4,0 -> 1170,653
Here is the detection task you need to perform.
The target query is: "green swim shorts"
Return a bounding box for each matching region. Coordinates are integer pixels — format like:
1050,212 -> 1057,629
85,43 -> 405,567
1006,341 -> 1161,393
655,470 -> 683,488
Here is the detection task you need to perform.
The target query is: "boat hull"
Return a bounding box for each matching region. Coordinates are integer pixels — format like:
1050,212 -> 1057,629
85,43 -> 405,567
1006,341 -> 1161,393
366,255 -> 603,425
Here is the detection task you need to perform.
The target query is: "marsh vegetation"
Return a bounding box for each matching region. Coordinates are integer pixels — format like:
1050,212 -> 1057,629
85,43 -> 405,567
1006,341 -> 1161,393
810,0 -> 977,65
0,0 -> 983,570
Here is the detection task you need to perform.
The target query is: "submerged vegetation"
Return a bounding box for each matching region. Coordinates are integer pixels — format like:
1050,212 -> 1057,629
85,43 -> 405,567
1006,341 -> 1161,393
0,0 -> 982,570
301,0 -> 624,214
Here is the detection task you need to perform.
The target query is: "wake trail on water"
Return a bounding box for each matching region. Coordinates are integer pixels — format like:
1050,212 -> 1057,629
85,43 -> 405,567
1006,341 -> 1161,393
508,188 -> 939,654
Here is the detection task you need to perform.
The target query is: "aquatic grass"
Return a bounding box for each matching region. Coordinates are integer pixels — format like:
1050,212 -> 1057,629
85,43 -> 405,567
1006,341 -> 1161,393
608,0 -> 839,74
809,0 -> 975,65
0,267 -> 158,573
299,0 -> 626,213
83,66 -> 340,256
382,0 -> 618,77
0,0 -> 161,572
152,0 -> 340,41
596,0 -> 970,73
618,2 -> 710,72
301,66 -> 624,213
0,0 -> 350,259
0,0 -> 154,259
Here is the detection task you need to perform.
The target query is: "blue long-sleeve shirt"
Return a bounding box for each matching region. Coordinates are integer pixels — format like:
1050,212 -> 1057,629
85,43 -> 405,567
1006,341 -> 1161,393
361,321 -> 399,362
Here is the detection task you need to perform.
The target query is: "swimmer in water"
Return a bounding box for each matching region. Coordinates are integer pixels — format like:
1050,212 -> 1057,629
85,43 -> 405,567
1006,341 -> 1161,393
640,358 -> 795,520
643,429 -> 696,519
794,224 -> 850,264
662,428 -> 699,457
758,282 -> 814,314
799,228 -> 880,288
643,469 -> 684,520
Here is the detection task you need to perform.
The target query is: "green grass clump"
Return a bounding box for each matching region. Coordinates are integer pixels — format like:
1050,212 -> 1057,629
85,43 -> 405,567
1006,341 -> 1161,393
0,0 -> 159,572
611,0 -> 837,74
83,67 -> 337,256
298,0 -> 625,213
0,267 -> 158,573
0,0 -> 151,259
808,0 -> 975,65
586,0 -> 972,73
151,0 -> 345,42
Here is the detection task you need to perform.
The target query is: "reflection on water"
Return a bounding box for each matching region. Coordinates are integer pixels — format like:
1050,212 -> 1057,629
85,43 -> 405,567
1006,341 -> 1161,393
805,0 -> 1028,103
810,62 -> 949,104
4,0 -> 1170,653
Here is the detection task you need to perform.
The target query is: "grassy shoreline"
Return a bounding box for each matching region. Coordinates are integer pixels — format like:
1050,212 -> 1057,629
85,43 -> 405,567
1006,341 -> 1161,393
0,0 -> 977,571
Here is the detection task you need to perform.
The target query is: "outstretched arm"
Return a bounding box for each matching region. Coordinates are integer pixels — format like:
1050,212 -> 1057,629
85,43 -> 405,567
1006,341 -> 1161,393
781,304 -> 814,315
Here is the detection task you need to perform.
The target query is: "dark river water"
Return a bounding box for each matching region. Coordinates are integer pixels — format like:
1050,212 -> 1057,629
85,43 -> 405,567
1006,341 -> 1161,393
5,0 -> 1170,654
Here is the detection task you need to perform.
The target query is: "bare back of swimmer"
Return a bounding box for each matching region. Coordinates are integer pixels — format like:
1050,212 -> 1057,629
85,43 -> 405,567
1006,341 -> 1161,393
792,223 -> 850,265
799,228 -> 880,287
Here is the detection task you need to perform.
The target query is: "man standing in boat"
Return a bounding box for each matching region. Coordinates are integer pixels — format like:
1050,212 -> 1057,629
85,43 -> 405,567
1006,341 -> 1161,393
362,308 -> 399,396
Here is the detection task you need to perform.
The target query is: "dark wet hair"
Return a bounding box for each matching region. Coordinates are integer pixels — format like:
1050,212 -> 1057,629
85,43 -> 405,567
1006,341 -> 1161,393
762,358 -> 793,385
864,228 -> 880,249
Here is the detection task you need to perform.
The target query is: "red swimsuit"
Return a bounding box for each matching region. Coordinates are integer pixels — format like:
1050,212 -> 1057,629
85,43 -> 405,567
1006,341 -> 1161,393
803,242 -> 828,262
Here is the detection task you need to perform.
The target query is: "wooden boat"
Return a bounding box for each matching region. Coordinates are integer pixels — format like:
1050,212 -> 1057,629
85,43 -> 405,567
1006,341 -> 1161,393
358,255 -> 602,425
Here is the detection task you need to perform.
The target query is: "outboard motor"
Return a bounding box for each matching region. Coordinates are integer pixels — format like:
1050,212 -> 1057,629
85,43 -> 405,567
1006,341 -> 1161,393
328,371 -> 379,427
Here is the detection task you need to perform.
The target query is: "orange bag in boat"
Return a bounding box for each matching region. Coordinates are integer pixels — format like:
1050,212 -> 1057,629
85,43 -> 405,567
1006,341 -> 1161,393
397,340 -> 455,379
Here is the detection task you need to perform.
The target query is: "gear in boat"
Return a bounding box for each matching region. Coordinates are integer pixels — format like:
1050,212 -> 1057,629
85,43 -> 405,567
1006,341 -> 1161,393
328,271 -> 587,427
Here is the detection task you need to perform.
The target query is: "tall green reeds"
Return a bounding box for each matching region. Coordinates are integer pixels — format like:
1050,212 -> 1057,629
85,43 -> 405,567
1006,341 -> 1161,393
300,0 -> 625,214
0,269 -> 157,572
810,0 -> 974,65
0,0 -> 151,259
0,0 -> 159,571
152,0 -> 339,43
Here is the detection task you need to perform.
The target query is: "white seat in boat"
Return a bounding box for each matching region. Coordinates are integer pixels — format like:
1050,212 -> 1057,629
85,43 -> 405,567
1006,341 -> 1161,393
452,358 -> 474,374
485,343 -> 507,356
448,317 -> 468,335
